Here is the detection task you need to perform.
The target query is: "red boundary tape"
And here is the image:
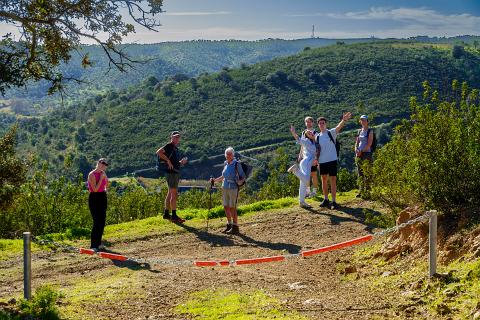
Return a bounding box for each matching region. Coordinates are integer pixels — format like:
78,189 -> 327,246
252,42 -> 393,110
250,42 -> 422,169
79,234 -> 373,266
301,235 -> 373,257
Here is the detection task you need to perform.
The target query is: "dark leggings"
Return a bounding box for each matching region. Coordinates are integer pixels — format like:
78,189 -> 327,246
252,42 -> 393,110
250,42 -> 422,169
88,192 -> 107,248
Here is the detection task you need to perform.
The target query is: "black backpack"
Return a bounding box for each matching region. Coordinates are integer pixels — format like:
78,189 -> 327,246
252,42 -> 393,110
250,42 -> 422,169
327,131 -> 341,157
235,160 -> 253,188
369,128 -> 377,152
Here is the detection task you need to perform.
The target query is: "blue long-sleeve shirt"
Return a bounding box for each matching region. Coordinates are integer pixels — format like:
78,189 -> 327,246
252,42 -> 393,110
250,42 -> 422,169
222,159 -> 245,189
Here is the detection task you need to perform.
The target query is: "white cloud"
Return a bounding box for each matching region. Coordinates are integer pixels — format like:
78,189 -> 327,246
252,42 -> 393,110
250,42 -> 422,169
126,27 -> 310,42
286,7 -> 480,38
162,11 -> 231,16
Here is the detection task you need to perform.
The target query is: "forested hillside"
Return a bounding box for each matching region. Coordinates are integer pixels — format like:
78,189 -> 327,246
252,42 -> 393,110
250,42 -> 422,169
2,38 -> 373,109
13,41 -> 480,177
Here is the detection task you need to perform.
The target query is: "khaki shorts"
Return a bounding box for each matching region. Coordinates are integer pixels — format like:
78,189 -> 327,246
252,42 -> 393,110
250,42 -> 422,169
222,188 -> 239,208
166,172 -> 180,189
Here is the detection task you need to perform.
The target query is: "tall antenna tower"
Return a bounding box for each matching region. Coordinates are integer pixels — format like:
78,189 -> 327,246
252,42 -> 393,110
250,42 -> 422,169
311,25 -> 315,38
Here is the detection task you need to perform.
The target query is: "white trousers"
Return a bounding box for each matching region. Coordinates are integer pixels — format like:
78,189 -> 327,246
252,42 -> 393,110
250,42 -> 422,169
295,157 -> 313,203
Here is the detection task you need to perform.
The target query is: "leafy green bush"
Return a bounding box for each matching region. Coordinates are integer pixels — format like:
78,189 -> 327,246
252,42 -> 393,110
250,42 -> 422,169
373,81 -> 480,212
337,168 -> 357,192
16,285 -> 62,320
257,148 -> 299,200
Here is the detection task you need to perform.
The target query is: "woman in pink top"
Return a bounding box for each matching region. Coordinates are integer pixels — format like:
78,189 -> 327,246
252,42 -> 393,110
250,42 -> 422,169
87,158 -> 109,251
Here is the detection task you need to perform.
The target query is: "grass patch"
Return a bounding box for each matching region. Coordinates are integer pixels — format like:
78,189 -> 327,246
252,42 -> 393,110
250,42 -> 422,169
175,289 -> 308,320
0,239 -> 42,261
0,197 -> 299,258
59,268 -> 145,319
420,257 -> 480,319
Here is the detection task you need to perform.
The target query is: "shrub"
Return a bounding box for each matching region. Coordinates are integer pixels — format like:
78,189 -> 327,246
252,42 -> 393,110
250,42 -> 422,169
373,81 -> 480,212
18,285 -> 62,320
337,168 -> 357,192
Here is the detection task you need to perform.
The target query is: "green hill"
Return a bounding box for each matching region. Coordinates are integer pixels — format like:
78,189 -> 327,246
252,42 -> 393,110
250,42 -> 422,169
14,41 -> 480,177
3,38 -> 375,109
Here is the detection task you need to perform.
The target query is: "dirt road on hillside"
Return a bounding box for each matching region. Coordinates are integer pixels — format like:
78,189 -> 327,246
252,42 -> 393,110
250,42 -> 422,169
0,201 -> 412,319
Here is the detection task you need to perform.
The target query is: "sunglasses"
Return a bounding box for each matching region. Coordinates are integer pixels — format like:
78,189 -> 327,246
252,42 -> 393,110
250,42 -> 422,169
100,161 -> 108,166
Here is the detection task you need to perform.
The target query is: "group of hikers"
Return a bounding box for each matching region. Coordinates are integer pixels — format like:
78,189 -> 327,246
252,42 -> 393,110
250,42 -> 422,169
288,112 -> 375,209
86,114 -> 375,249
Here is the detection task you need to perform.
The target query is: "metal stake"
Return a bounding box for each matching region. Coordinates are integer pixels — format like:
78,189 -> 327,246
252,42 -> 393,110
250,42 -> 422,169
428,211 -> 437,278
23,232 -> 32,300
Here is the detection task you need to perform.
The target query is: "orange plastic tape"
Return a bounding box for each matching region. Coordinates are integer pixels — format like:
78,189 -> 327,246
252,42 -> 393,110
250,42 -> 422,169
194,260 -> 230,267
301,235 -> 373,257
235,255 -> 285,265
79,248 -> 95,255
98,252 -> 128,261
194,261 -> 218,267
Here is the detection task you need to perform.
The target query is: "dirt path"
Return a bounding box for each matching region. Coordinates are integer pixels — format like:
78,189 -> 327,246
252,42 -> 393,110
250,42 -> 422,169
0,200 -> 406,319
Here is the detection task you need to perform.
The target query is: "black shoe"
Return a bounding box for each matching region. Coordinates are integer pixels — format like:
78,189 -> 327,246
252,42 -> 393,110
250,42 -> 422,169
226,225 -> 240,235
223,224 -> 232,233
330,201 -> 338,210
320,199 -> 330,207
163,213 -> 171,220
171,215 -> 185,223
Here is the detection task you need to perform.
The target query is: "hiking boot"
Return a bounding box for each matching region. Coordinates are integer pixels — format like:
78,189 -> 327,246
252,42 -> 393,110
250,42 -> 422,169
223,224 -> 232,233
287,163 -> 299,174
300,202 -> 312,208
171,215 -> 185,223
330,201 -> 338,210
320,199 -> 330,207
226,225 -> 240,235
163,213 -> 172,220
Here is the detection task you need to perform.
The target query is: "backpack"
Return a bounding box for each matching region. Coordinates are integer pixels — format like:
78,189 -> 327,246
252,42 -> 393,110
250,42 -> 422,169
327,131 -> 341,157
155,147 -> 177,177
235,160 -> 253,188
368,128 -> 377,152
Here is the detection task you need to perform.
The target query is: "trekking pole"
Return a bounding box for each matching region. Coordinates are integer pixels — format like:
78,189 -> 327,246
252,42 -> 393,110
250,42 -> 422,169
206,176 -> 214,232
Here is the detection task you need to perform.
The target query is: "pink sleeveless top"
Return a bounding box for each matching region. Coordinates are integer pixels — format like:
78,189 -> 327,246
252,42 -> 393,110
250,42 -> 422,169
88,171 -> 108,193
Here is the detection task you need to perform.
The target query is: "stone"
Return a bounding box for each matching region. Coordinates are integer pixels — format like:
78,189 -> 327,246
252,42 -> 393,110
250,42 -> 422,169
288,282 -> 307,290
343,265 -> 357,274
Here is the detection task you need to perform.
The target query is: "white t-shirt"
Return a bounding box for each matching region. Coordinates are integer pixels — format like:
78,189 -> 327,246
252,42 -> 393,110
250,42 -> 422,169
317,128 -> 338,164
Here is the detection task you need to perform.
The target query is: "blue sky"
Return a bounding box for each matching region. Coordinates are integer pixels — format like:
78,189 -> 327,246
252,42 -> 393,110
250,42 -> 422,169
2,0 -> 480,43
132,0 -> 480,42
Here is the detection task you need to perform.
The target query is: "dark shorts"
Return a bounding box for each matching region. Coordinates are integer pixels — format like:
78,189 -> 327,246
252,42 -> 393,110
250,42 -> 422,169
166,172 -> 180,189
319,160 -> 337,177
311,165 -> 317,173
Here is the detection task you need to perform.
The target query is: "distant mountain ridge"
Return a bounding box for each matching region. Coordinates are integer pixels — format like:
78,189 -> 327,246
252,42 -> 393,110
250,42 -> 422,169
4,35 -> 479,108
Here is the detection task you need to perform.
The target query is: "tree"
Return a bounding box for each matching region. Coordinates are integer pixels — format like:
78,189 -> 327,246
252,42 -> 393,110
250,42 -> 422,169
474,40 -> 479,50
0,0 -> 163,95
0,125 -> 28,211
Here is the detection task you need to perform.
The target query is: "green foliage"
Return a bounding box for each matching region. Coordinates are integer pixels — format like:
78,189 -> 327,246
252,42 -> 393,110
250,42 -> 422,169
373,81 -> 480,212
17,285 -> 63,320
14,42 -> 480,179
337,168 -> 357,192
257,148 -> 299,200
0,125 -> 27,211
175,289 -> 307,320
0,0 -> 163,94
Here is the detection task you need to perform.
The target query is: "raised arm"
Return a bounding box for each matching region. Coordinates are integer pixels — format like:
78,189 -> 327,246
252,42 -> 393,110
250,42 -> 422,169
290,125 -> 299,141
335,112 -> 352,134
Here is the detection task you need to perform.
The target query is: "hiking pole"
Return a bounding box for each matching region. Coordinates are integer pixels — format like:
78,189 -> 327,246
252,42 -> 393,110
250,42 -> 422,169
206,176 -> 214,232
